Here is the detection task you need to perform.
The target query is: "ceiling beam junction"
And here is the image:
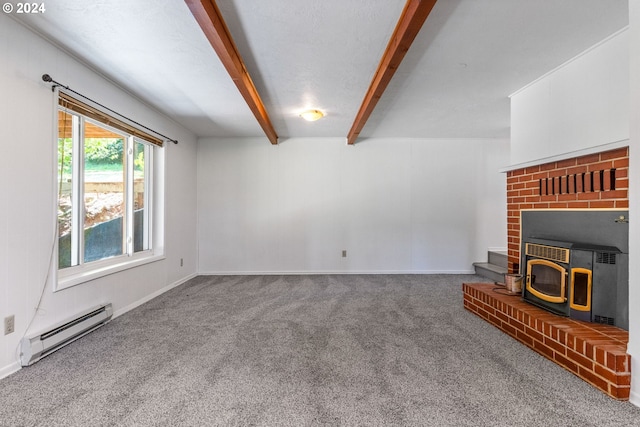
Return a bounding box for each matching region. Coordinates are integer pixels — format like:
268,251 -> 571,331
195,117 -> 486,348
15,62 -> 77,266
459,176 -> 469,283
185,0 -> 278,145
346,0 -> 438,145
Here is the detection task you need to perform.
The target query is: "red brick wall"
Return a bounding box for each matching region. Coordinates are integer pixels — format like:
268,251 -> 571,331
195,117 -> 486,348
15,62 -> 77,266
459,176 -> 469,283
506,147 -> 629,273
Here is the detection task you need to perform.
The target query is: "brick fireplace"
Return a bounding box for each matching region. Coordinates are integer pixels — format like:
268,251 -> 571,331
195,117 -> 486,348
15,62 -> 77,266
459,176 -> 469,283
463,283 -> 630,399
506,146 -> 629,274
463,146 -> 631,399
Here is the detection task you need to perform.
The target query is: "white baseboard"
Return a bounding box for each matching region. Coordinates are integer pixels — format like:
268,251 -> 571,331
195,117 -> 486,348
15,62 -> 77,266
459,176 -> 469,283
113,272 -> 197,319
198,270 -> 476,275
0,361 -> 21,381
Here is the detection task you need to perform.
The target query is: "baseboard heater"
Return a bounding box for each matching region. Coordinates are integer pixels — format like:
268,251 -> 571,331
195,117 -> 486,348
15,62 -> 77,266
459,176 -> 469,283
20,303 -> 113,366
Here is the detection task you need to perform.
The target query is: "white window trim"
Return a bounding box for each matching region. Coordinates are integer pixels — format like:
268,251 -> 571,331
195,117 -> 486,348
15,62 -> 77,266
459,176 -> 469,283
57,252 -> 165,290
52,88 -> 165,292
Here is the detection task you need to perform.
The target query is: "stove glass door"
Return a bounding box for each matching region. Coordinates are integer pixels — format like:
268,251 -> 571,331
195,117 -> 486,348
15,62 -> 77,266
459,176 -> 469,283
526,259 -> 567,303
570,268 -> 592,311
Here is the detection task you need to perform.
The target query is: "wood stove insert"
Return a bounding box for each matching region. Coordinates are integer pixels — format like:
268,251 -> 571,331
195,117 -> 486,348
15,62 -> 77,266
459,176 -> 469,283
522,237 -> 625,329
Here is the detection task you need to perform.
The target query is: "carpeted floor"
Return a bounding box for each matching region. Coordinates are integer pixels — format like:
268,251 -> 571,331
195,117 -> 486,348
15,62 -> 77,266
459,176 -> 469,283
1,274 -> 639,426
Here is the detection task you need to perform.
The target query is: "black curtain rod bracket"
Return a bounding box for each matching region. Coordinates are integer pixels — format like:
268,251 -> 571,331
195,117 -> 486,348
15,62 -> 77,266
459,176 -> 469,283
42,74 -> 178,145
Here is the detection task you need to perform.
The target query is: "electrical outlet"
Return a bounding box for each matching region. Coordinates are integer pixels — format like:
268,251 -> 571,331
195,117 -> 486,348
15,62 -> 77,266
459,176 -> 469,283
4,315 -> 15,335
342,250 -> 347,258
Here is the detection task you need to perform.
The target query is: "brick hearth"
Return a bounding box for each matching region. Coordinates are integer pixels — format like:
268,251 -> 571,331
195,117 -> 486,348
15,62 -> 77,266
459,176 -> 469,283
463,283 -> 630,400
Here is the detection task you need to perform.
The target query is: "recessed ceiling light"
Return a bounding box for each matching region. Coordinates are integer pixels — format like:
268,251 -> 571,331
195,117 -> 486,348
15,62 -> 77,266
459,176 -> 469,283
300,109 -> 324,121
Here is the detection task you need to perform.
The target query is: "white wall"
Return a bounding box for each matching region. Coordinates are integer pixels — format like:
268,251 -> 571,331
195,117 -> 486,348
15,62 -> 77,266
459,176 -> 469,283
0,15 -> 198,378
510,29 -> 629,165
509,17 -> 640,404
628,0 -> 640,406
197,137 -> 508,274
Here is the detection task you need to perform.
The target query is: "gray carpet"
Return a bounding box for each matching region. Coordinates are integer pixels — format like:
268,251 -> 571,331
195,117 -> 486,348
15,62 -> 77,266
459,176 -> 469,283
1,274 -> 639,426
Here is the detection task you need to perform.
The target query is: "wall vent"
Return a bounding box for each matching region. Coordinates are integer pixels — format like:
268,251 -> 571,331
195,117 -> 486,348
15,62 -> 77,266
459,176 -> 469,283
594,315 -> 615,326
596,252 -> 617,265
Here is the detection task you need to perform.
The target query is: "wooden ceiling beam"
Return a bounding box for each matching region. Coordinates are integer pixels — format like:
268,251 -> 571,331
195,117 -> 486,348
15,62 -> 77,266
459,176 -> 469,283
185,0 -> 278,145
346,0 -> 438,145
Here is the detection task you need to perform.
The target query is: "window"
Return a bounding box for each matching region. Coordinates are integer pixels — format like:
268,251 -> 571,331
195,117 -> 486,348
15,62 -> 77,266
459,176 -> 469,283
56,92 -> 162,289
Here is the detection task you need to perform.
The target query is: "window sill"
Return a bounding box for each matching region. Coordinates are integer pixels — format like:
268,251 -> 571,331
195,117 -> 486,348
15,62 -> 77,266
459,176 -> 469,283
56,253 -> 165,292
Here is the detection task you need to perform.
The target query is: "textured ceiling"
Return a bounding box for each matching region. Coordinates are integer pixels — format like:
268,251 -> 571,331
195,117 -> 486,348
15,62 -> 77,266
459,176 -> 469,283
12,0 -> 629,142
